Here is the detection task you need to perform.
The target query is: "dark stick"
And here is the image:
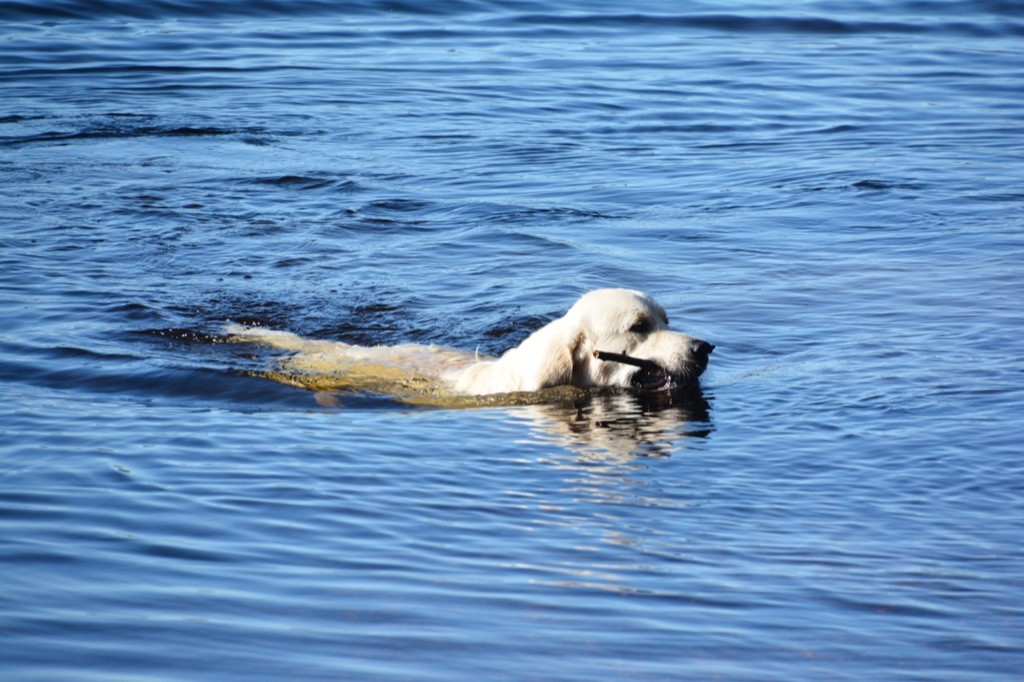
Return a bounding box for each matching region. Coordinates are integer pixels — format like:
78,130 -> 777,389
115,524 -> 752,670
593,349 -> 662,372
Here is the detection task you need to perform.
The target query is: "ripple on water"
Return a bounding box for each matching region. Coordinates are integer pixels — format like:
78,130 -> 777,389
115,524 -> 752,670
2,1 -> 1024,680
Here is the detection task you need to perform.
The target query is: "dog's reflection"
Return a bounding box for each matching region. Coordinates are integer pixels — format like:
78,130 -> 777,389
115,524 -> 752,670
305,381 -> 711,459
510,388 -> 711,459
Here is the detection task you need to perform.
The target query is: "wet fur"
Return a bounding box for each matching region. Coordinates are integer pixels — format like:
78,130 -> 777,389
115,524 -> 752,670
227,288 -> 711,399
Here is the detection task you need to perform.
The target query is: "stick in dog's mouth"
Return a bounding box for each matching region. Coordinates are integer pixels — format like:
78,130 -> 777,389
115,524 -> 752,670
593,349 -> 660,372
593,350 -> 672,391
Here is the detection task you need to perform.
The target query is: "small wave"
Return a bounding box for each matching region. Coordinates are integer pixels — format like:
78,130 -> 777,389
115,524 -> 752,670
249,174 -> 364,194
1,114 -> 269,148
136,327 -> 227,346
363,198 -> 436,213
0,340 -> 304,408
501,9 -> 1024,38
4,2 -> 1021,39
0,0 -> 492,22
491,205 -> 618,225
0,114 -> 45,125
252,175 -> 334,191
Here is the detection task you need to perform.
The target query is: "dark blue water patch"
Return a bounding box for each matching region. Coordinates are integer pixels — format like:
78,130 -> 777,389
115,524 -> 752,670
136,327 -> 231,346
0,114 -> 46,125
249,174 -> 362,193
489,205 -> 620,225
0,0 -> 402,21
0,0 -> 451,22
502,9 -> 1024,37
0,115 -> 275,148
4,0 -> 1022,39
774,175 -> 931,196
0,343 -> 301,408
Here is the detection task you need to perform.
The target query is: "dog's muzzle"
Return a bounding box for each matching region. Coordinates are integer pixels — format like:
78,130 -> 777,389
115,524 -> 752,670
629,362 -> 674,391
594,343 -> 714,392
593,350 -> 674,391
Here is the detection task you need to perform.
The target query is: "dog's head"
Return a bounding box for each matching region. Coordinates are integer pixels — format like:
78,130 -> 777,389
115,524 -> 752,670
566,289 -> 713,392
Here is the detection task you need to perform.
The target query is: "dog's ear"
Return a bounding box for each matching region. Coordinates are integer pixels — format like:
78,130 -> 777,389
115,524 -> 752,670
569,331 -> 591,387
527,327 -> 587,390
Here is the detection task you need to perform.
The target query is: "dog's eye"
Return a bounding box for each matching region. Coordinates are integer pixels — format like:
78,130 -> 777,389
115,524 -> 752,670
629,319 -> 652,334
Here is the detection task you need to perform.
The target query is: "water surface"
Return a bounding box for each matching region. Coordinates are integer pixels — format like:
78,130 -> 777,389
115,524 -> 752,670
2,1 -> 1023,679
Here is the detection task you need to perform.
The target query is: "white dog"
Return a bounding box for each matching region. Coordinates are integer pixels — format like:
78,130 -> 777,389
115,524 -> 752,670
227,288 -> 712,401
450,288 -> 712,394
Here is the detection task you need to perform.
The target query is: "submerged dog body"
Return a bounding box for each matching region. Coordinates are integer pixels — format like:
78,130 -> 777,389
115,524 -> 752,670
228,288 -> 712,400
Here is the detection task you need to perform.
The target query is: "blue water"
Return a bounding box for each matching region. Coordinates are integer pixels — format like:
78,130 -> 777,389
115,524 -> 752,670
2,0 -> 1023,679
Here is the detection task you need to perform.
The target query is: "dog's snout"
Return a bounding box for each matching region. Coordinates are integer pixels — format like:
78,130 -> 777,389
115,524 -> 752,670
690,339 -> 715,358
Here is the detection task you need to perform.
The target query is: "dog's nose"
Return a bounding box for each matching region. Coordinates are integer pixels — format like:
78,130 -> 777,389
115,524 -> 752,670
690,339 -> 714,358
